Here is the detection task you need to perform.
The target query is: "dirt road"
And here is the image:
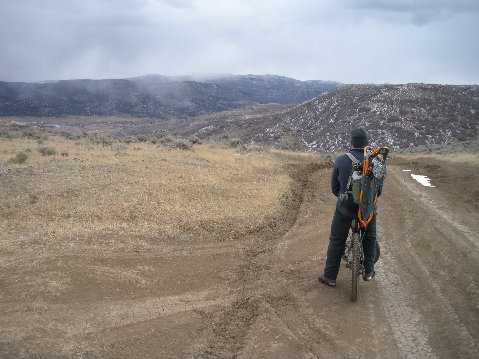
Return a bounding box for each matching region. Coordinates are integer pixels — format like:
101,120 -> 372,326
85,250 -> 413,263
1,158 -> 478,358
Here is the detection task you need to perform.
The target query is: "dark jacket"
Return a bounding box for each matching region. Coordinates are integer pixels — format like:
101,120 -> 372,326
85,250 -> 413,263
331,149 -> 383,218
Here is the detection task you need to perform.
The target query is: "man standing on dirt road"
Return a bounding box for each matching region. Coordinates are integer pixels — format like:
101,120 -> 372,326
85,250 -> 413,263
318,127 -> 378,287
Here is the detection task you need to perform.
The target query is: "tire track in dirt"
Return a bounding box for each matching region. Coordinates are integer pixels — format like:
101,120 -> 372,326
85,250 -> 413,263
1,289 -> 233,341
393,167 -> 479,249
246,166 -> 394,359
377,166 -> 479,358
194,162 -> 330,358
8,158 -> 475,358
198,163 -> 394,358
198,160 -> 479,358
375,227 -> 435,358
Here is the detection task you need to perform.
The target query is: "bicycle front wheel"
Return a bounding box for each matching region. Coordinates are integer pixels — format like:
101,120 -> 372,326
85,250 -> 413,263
351,232 -> 360,302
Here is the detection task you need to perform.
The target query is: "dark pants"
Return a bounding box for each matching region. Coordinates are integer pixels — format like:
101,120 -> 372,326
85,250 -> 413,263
323,209 -> 376,280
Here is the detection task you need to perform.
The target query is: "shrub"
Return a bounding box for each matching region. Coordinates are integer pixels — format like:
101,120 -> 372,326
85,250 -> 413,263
34,134 -> 49,142
13,152 -> 28,164
188,136 -> 202,145
38,147 -> 57,156
60,131 -> 83,140
229,138 -> 243,148
122,136 -> 136,144
159,135 -> 176,145
21,129 -> 38,138
101,136 -> 114,147
171,139 -> 192,150
60,130 -> 72,138
235,143 -> 247,153
136,134 -> 148,142
6,131 -> 21,138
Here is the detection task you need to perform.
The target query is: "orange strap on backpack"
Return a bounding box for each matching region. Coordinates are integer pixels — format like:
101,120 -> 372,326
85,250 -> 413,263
358,146 -> 388,228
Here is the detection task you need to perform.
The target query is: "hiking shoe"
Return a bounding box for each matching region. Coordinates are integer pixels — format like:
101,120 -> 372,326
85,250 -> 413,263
363,271 -> 375,281
318,275 -> 336,287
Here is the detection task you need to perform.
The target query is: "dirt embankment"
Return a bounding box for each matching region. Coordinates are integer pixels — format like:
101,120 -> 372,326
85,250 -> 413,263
1,157 -> 478,358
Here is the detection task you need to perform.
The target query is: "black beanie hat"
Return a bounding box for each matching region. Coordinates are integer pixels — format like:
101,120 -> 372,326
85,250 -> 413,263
351,127 -> 368,148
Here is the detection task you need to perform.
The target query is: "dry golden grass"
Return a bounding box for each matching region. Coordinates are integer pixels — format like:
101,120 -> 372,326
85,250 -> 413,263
1,135 -> 326,303
0,136 -> 321,258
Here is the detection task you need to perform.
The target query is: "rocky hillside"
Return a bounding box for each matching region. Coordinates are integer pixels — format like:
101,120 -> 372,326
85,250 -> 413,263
0,75 -> 339,119
154,83 -> 478,151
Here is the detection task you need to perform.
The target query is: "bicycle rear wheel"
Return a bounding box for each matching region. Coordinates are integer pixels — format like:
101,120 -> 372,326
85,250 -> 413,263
351,232 -> 360,302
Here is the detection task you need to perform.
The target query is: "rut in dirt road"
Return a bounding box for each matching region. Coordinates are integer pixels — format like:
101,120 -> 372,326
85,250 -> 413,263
196,162 -> 330,358
195,161 -> 479,359
376,167 -> 478,358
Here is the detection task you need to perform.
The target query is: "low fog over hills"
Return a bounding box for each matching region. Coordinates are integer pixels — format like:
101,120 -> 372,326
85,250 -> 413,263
0,75 -> 339,118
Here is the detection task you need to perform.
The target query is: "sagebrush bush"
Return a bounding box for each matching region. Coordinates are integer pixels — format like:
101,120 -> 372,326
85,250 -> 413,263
188,136 -> 202,145
101,136 -> 114,146
122,136 -> 136,144
60,130 -> 73,139
159,135 -> 176,145
229,138 -> 243,148
136,134 -> 148,142
13,152 -> 28,163
4,131 -> 21,138
235,143 -> 247,153
38,147 -> 57,156
171,139 -> 192,150
35,134 -> 48,141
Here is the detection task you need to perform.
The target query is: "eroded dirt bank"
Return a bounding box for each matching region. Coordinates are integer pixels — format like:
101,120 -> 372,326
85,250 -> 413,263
1,158 -> 478,358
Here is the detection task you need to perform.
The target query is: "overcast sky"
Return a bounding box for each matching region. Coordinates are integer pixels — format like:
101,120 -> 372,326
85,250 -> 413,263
1,0 -> 478,84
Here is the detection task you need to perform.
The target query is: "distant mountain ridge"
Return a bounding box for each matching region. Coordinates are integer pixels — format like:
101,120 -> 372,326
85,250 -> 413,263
2,76 -> 477,151
0,74 -> 340,118
146,83 -> 479,151
266,83 -> 479,150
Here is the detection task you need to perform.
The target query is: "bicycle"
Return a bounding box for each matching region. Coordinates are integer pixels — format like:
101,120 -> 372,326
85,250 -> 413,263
342,219 -> 380,302
342,146 -> 388,302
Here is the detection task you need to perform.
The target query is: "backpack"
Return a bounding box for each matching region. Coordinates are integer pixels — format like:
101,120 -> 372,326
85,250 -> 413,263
347,152 -> 364,204
358,147 -> 389,227
339,152 -> 363,205
340,147 -> 389,227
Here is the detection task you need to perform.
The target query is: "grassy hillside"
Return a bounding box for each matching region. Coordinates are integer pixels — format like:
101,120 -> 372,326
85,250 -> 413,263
0,135 -> 323,257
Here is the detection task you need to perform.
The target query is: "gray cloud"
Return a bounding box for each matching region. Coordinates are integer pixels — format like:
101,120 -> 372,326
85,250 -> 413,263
0,0 -> 478,84
345,0 -> 479,25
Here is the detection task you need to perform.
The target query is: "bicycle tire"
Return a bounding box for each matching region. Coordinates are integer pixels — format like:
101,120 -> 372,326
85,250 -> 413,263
374,241 -> 380,264
351,232 -> 360,302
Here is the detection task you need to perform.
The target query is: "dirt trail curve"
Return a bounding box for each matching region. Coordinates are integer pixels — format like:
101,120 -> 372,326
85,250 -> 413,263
194,160 -> 479,358
1,159 -> 478,358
